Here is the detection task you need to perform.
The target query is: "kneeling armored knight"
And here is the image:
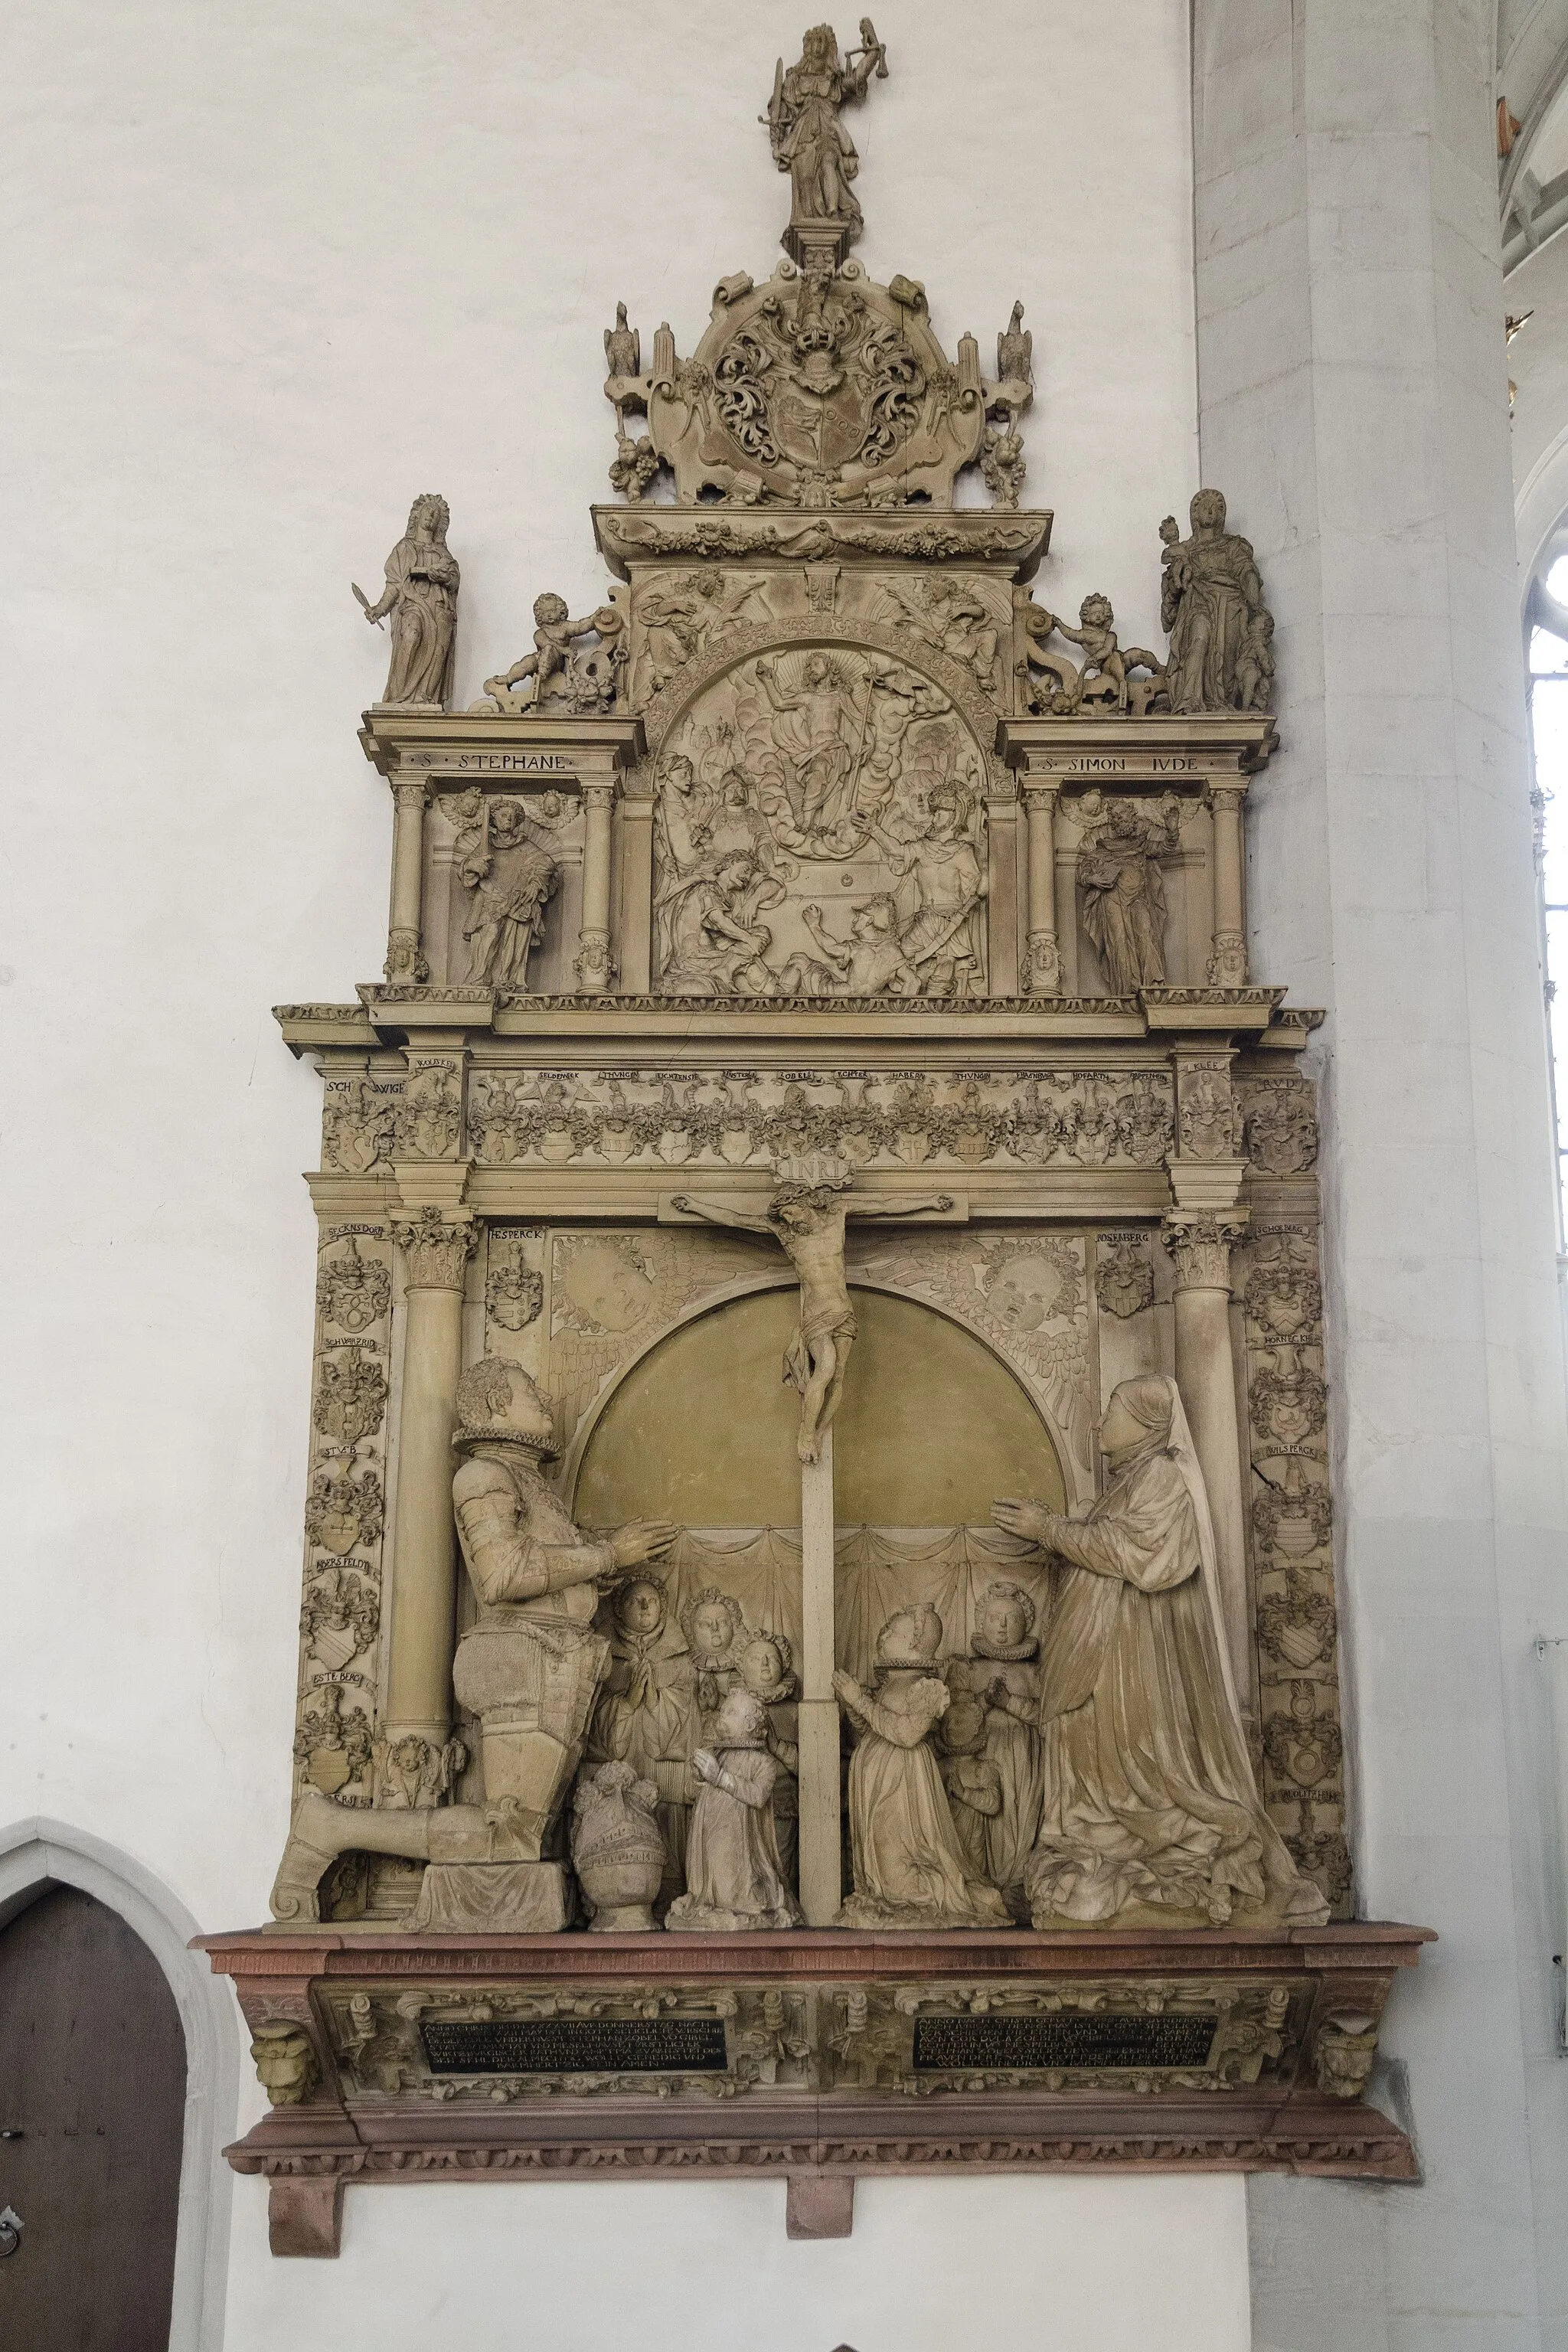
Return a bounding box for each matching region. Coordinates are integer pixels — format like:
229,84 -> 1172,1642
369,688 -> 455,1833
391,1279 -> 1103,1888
270,1358 -> 674,1921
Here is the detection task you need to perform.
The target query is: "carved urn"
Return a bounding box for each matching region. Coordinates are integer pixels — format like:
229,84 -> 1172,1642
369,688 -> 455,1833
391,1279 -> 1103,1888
570,1762 -> 666,1932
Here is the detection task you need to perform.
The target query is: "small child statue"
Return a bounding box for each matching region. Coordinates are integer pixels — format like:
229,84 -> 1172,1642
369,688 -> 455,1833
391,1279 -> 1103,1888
665,1689 -> 803,1933
935,1690 -> 1004,1879
680,1586 -> 746,1738
737,1632 -> 800,1888
833,1605 -> 1011,1929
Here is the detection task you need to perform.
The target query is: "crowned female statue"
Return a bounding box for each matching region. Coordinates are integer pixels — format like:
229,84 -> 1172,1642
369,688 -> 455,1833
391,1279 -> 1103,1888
994,1376 -> 1329,1929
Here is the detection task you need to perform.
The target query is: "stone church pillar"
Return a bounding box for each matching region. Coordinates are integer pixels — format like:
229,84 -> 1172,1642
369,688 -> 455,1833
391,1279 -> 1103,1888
1193,0 -> 1568,2341
382,1209 -> 477,1760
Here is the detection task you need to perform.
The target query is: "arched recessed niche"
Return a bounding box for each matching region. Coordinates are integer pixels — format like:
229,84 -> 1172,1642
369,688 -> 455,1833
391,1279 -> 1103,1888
572,1283 -> 1067,1528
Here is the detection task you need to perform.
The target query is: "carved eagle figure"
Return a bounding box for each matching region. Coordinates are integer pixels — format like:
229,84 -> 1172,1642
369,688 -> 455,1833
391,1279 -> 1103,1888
604,300 -> 640,381
997,300 -> 1033,387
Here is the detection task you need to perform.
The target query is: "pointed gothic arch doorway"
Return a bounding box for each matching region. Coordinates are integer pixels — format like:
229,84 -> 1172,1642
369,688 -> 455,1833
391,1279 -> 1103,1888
0,1883 -> 187,2351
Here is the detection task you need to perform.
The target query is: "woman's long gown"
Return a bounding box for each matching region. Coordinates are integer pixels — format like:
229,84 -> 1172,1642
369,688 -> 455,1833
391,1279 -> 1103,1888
1028,1435 -> 1325,1926
840,1672 -> 1010,1928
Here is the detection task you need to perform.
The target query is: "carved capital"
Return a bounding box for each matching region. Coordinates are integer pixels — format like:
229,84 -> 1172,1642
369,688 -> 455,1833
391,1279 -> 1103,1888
580,783 -> 616,813
1163,1212 -> 1247,1293
1206,929 -> 1250,989
392,781 -> 430,815
1204,784 -> 1246,817
1022,933 -> 1063,997
573,929 -> 617,992
1021,780 -> 1062,810
384,926 -> 429,983
392,1205 -> 477,1291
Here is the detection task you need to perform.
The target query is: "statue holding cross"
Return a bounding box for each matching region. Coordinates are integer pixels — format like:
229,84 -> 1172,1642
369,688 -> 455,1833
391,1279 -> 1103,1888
671,1155 -> 952,1463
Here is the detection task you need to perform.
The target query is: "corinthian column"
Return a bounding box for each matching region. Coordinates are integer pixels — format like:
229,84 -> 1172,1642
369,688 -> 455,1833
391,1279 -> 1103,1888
384,780 -> 429,982
1022,781 -> 1063,995
1163,1210 -> 1253,1717
574,783 -> 616,992
381,1207 -> 477,1769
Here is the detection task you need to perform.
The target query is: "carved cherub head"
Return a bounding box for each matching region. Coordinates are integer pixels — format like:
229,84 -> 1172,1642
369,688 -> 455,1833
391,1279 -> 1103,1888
1079,593 -> 1114,632
1158,513 -> 1181,547
534,591 -> 570,627
981,1250 -> 1071,1334
556,1236 -> 656,1334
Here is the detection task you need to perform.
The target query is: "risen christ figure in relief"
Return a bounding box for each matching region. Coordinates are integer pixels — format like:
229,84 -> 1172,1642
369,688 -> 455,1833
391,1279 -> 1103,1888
671,1164 -> 952,1463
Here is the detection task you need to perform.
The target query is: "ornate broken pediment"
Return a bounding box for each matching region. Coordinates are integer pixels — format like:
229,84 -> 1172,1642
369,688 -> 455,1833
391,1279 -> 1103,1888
599,21 -> 1033,514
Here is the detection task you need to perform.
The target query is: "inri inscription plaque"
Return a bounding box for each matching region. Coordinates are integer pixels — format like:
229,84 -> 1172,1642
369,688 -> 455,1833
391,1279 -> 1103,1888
420,2016 -> 730,2076
912,2012 -> 1218,2073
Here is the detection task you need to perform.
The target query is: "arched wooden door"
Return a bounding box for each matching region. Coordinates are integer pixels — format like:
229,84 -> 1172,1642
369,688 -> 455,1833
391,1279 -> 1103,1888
0,1886 -> 186,2351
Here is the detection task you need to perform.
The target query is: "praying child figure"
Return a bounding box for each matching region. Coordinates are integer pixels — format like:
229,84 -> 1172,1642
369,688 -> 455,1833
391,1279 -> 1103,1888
833,1605 -> 1010,1930
936,1690 -> 1004,1880
666,1689 -> 804,1933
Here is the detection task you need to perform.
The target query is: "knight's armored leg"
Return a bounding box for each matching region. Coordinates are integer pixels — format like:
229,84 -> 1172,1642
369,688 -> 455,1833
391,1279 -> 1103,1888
270,1791 -> 435,1922
468,1626 -> 612,1858
270,1786 -> 552,1919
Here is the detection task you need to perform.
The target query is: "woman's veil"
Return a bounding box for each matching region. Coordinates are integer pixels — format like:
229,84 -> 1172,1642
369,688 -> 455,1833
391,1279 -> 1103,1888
1116,1373 -> 1245,1726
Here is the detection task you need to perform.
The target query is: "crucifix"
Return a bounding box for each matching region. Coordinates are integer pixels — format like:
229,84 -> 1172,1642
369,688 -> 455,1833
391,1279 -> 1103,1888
669,1155 -> 958,1922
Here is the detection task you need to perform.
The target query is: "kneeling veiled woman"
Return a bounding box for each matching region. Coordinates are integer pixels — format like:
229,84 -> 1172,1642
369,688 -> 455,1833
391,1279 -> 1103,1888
994,1374 -> 1328,1929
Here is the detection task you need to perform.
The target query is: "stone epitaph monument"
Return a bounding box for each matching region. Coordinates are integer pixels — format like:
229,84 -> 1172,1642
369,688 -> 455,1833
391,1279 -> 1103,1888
203,26 -> 1429,2256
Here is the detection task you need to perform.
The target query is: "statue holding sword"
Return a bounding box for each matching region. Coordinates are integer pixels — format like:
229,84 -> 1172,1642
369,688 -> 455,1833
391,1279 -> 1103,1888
763,21 -> 889,246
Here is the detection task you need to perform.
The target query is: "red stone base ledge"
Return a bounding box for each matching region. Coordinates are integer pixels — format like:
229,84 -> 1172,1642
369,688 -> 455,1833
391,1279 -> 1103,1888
198,1920 -> 1432,2252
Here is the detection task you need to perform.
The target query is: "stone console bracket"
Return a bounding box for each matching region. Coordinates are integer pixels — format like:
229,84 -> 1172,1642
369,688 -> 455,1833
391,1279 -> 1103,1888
200,1920 -> 1430,2251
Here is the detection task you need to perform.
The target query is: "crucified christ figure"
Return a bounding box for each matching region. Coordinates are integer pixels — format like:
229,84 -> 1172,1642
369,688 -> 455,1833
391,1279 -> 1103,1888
670,1171 -> 953,1464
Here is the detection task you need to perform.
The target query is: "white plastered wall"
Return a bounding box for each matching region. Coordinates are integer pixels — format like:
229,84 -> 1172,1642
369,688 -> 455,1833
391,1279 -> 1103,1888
0,3 -> 1237,2346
